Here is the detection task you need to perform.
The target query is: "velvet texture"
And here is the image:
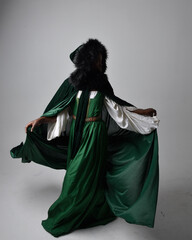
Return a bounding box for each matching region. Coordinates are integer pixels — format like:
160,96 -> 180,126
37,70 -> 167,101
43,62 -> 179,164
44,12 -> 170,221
71,89 -> 90,159
10,78 -> 159,237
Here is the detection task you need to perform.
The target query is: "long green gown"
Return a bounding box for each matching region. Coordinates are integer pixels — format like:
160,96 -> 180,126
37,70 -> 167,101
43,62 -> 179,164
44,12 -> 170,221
41,91 -> 116,236
10,79 -> 159,237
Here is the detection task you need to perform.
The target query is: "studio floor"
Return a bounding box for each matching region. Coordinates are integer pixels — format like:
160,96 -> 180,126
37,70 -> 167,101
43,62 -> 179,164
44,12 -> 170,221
1,154 -> 192,240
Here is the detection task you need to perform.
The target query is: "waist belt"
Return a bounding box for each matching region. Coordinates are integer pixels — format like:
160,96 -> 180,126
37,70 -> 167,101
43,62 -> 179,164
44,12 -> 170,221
72,115 -> 101,122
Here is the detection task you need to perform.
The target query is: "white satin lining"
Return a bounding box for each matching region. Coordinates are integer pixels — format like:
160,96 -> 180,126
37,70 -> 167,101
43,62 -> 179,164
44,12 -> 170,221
47,92 -> 160,140
47,107 -> 69,141
77,90 -> 97,99
104,96 -> 159,135
47,91 -> 98,141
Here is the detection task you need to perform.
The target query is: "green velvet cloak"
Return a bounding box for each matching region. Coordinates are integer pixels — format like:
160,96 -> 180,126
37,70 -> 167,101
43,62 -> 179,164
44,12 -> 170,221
10,78 -> 159,229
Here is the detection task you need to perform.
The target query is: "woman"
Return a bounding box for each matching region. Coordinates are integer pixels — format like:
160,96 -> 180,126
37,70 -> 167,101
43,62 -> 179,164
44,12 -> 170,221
11,39 -> 159,237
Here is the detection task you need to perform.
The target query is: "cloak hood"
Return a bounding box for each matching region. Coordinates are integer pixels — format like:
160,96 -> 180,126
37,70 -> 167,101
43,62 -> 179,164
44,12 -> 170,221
68,39 -> 111,92
69,38 -> 108,72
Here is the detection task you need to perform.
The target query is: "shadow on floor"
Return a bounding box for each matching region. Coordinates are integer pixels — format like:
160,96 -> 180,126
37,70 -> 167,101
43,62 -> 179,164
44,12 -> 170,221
22,179 -> 192,240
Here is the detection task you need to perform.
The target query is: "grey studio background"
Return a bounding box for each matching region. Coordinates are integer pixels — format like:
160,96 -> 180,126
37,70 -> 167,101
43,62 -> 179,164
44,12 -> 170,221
0,0 -> 192,239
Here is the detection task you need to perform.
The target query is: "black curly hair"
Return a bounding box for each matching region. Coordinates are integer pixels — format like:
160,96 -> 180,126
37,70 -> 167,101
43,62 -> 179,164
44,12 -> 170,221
69,39 -> 113,92
70,39 -> 108,73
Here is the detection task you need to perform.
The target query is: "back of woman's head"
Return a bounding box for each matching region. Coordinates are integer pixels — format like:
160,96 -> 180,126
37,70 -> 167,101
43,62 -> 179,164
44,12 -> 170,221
70,39 -> 108,73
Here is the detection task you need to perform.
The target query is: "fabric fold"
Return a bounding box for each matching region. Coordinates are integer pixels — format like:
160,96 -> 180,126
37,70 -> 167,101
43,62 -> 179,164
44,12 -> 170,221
47,108 -> 69,141
10,78 -> 159,233
46,91 -> 160,140
104,96 -> 159,134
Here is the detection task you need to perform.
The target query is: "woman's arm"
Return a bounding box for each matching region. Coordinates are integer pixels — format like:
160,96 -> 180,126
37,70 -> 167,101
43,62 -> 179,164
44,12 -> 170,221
104,96 -> 159,134
131,108 -> 157,117
25,116 -> 56,133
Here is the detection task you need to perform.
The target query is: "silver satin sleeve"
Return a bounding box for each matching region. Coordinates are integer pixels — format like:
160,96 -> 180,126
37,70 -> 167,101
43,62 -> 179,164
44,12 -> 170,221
47,107 -> 69,141
46,91 -> 97,141
47,93 -> 160,140
104,96 -> 160,135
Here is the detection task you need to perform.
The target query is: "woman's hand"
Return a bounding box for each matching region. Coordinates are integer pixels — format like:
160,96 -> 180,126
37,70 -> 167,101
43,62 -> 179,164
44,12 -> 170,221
142,108 -> 157,117
25,117 -> 44,133
25,116 -> 56,133
132,108 -> 157,117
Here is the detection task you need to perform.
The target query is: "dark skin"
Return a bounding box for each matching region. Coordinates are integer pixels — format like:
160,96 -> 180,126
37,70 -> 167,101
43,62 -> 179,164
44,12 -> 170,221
132,108 -> 157,117
25,54 -> 157,133
25,116 -> 56,133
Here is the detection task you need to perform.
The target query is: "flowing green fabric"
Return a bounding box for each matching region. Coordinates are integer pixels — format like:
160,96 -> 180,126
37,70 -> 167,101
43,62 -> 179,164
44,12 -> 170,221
42,92 -> 116,237
10,78 -> 159,237
71,89 -> 90,159
106,131 -> 159,227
